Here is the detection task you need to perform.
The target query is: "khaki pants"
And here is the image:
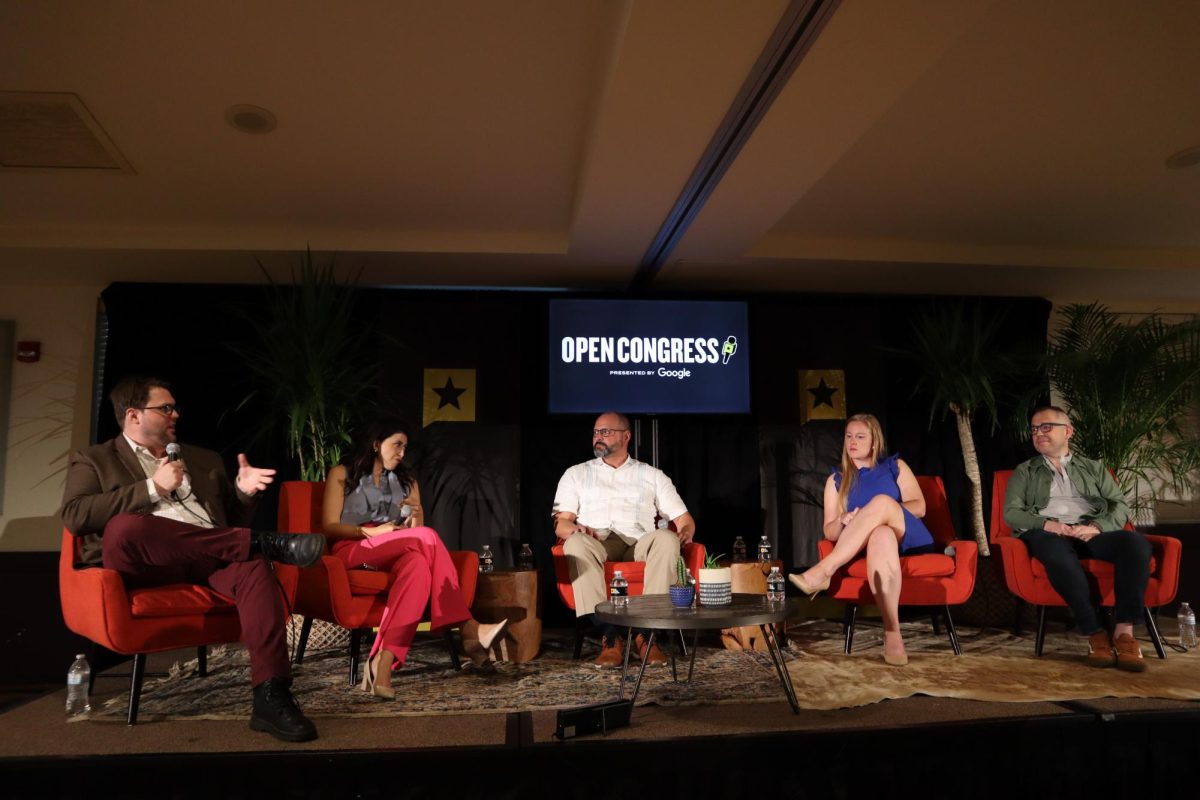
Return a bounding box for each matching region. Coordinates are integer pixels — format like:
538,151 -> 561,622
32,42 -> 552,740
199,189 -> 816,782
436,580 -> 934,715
561,529 -> 681,616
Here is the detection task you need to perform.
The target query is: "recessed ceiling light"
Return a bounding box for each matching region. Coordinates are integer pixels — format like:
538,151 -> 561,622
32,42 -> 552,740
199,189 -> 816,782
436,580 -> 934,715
1165,145 -> 1200,170
225,104 -> 277,135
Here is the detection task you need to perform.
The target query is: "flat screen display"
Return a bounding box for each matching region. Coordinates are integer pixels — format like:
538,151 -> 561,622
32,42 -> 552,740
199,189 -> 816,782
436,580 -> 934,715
548,299 -> 750,414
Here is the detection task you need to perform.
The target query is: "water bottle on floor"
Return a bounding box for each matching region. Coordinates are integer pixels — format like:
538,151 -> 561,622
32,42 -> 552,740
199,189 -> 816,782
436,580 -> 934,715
517,542 -> 535,571
610,570 -> 629,608
767,566 -> 786,604
758,535 -> 772,563
732,536 -> 747,562
479,545 -> 494,573
66,654 -> 91,717
1178,602 -> 1196,649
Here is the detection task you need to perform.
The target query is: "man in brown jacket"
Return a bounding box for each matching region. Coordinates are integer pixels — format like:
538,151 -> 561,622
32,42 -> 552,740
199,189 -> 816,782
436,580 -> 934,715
60,376 -> 324,742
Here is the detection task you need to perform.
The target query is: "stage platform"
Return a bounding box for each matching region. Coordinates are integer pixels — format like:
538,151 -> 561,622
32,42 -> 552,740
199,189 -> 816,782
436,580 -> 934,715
2,628 -> 1198,799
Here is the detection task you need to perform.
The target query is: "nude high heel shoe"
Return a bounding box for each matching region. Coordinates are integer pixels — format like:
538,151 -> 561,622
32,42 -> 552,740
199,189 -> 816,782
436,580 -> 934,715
462,619 -> 508,666
788,571 -> 831,600
360,652 -> 395,699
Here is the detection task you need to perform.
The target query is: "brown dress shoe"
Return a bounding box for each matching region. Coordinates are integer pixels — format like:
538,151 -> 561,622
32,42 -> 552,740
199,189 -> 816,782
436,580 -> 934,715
594,634 -> 624,669
1085,630 -> 1116,667
635,633 -> 668,666
1114,633 -> 1147,672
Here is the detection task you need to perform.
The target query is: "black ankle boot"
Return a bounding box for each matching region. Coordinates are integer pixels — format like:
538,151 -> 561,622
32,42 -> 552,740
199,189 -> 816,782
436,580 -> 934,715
249,678 -> 318,742
250,531 -> 324,568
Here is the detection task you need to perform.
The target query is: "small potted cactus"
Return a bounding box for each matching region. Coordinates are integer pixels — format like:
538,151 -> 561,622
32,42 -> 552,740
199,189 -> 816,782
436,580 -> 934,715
698,552 -> 732,606
669,556 -> 694,608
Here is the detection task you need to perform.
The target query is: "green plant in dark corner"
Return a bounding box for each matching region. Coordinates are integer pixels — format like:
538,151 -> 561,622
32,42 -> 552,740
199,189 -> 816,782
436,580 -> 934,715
232,247 -> 376,481
890,300 -> 1028,556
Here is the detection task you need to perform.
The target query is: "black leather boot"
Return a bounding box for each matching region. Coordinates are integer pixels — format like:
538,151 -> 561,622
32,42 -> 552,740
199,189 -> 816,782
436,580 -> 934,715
249,678 -> 318,742
250,531 -> 324,568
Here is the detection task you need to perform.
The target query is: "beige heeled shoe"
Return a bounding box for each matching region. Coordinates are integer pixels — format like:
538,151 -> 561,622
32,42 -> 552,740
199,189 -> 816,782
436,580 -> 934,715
360,652 -> 396,699
883,651 -> 909,667
788,571 -> 831,600
461,619 -> 508,666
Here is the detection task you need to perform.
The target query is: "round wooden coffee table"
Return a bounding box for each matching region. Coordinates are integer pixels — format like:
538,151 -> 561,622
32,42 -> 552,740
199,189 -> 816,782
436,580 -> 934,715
592,593 -> 799,714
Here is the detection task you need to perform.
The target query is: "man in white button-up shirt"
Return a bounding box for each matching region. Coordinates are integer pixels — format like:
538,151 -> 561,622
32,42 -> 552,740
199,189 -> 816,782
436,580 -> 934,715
553,411 -> 696,667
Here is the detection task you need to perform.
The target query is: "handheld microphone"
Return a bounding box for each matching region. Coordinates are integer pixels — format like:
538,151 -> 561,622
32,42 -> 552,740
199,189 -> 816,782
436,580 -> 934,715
398,504 -> 413,520
164,443 -> 182,500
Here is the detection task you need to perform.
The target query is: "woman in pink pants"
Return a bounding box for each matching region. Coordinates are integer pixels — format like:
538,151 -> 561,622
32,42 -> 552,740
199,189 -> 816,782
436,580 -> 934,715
322,419 -> 505,698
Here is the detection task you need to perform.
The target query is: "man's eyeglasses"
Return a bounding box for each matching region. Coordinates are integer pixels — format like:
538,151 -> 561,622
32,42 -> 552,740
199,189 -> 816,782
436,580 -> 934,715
1029,422 -> 1068,435
138,404 -> 179,417
593,428 -> 628,438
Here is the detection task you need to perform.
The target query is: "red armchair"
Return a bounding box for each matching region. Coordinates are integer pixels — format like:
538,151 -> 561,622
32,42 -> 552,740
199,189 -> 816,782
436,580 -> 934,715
58,529 -> 297,724
277,481 -> 478,683
818,475 -> 978,654
989,469 -> 1181,658
551,535 -> 707,658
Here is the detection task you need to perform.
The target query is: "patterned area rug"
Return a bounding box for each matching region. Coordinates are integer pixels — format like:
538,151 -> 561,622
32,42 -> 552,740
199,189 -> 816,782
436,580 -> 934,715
83,620 -> 1200,721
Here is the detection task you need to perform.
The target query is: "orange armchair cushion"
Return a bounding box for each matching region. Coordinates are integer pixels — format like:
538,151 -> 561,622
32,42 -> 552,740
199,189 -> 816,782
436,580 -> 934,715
129,585 -> 237,618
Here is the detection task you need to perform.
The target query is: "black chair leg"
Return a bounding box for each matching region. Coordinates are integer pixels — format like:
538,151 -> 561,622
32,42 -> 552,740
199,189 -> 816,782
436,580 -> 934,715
197,645 -> 207,677
842,604 -> 857,654
127,652 -> 146,726
294,616 -> 313,665
573,616 -> 587,660
444,629 -> 463,670
931,612 -> 942,636
943,605 -> 962,655
349,628 -> 364,686
1013,598 -> 1026,636
86,641 -> 100,695
1144,607 -> 1167,659
1034,606 -> 1047,656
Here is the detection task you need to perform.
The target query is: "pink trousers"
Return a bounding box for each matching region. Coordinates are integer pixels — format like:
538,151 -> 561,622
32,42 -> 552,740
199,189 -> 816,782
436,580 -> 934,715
331,526 -> 471,668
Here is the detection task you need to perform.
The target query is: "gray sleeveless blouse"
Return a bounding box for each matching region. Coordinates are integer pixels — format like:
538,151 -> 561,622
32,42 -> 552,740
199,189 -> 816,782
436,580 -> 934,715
339,472 -> 412,525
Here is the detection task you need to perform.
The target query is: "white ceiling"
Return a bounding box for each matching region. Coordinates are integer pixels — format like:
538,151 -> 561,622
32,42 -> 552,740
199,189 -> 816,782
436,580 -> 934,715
1,0 -> 1198,302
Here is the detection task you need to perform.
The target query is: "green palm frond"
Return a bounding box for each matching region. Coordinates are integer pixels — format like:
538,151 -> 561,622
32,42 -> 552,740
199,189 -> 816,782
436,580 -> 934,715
1047,302 -> 1200,511
230,248 -> 375,481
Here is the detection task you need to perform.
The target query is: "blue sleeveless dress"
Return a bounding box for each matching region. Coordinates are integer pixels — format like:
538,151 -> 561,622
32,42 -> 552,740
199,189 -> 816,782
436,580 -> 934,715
833,454 -> 934,553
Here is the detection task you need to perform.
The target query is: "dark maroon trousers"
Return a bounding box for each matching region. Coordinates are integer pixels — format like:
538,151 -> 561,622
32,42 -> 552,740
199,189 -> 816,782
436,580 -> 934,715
101,512 -> 291,687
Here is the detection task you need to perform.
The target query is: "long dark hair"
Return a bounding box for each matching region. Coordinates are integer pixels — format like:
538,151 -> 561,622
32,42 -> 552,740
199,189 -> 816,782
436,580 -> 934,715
343,418 -> 415,496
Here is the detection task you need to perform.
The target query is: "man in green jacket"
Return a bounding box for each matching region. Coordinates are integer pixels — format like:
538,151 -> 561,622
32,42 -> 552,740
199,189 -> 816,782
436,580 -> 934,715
1003,406 -> 1152,671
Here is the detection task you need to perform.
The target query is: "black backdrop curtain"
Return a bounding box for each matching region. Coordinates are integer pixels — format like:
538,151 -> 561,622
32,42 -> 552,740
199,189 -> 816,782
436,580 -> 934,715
98,283 -> 1049,624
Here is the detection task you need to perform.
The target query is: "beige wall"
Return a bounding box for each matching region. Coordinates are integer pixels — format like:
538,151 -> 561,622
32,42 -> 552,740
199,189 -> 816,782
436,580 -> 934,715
0,285 -> 101,551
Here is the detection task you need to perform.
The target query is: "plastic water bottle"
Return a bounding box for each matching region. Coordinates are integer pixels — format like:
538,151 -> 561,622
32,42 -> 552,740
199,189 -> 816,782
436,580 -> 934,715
517,543 -> 534,571
1178,602 -> 1197,649
66,654 -> 91,717
767,567 -> 786,603
732,536 -> 747,562
479,545 -> 494,573
758,535 -> 772,563
610,570 -> 629,608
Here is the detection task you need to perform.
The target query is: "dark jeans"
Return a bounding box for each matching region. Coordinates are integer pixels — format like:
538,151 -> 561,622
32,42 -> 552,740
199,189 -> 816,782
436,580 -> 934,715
1020,528 -> 1152,634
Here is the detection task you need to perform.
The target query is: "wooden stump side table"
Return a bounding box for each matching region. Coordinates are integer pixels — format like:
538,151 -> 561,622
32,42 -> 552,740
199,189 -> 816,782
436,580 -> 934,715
720,560 -> 787,651
472,568 -> 542,662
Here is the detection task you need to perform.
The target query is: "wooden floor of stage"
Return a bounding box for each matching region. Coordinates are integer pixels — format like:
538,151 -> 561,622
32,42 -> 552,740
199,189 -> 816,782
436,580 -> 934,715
2,631 -> 1199,798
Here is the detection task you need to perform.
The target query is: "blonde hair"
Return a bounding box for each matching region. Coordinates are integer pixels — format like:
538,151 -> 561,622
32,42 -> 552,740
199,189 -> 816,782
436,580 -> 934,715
837,413 -> 887,514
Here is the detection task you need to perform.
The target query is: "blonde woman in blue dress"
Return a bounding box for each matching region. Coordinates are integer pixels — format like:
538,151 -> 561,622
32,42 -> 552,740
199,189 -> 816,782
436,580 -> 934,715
789,413 -> 935,665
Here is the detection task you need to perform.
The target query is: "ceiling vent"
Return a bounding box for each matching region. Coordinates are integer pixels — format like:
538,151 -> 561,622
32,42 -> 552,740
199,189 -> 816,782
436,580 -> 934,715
0,91 -> 134,173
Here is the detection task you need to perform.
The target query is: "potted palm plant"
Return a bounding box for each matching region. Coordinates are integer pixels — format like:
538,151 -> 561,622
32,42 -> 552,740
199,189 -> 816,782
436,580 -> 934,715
891,300 -> 1025,556
1045,302 -> 1200,523
233,248 -> 376,481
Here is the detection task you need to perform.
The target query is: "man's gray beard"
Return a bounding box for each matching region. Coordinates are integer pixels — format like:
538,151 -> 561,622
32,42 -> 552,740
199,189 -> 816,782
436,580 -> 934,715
593,444 -> 612,458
